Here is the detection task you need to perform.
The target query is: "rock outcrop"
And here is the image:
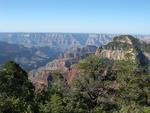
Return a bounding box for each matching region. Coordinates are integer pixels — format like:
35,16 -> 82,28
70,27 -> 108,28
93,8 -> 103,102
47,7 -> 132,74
95,35 -> 150,69
29,45 -> 97,89
96,36 -> 137,60
0,33 -> 114,50
0,33 -> 114,71
29,35 -> 150,89
0,42 -> 61,71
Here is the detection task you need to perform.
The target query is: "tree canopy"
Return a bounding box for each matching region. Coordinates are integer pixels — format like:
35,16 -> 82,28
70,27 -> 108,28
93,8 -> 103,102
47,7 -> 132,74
0,58 -> 150,113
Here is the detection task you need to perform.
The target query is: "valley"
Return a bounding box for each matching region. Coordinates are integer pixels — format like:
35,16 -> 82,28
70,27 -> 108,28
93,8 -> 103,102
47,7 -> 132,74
0,33 -> 114,71
1,34 -> 150,113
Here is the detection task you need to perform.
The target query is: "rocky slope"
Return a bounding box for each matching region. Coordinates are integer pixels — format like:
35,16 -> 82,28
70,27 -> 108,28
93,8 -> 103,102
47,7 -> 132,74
0,33 -> 114,71
29,35 -> 150,89
95,35 -> 136,60
29,45 -> 97,88
1,33 -> 149,72
0,33 -> 115,71
95,35 -> 150,68
0,42 -> 61,71
0,33 -> 148,48
0,33 -> 114,50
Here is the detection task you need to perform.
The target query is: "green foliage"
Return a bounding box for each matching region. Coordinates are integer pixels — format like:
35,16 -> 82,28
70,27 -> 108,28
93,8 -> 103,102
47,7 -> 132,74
73,55 -> 150,113
103,41 -> 132,51
63,96 -> 74,113
50,95 -> 63,113
0,61 -> 38,113
119,102 -> 144,113
1,52 -> 150,113
143,107 -> 150,113
74,55 -> 118,112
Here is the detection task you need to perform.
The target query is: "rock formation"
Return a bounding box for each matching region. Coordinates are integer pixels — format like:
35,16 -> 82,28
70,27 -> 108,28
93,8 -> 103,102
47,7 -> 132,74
29,45 -> 97,89
29,35 -> 150,89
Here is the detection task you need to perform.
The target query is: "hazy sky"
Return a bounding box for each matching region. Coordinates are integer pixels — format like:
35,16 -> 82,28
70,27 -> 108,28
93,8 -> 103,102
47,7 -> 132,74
0,0 -> 150,34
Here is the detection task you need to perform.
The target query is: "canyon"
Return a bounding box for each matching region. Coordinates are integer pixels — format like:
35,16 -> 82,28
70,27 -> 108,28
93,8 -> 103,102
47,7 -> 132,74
29,35 -> 150,89
0,33 -> 114,71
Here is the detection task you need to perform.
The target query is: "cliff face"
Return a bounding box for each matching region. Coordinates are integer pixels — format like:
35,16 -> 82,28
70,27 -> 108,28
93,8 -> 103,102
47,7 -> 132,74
95,35 -> 150,69
0,42 -> 61,71
29,45 -> 97,89
0,33 -> 114,71
66,64 -> 80,83
1,33 -> 149,71
96,36 -> 137,60
0,33 -> 148,49
95,49 -> 135,60
0,33 -> 114,50
29,35 -> 150,89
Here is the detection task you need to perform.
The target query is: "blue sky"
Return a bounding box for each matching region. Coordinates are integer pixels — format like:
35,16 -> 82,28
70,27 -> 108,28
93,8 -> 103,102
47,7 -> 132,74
0,0 -> 150,34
